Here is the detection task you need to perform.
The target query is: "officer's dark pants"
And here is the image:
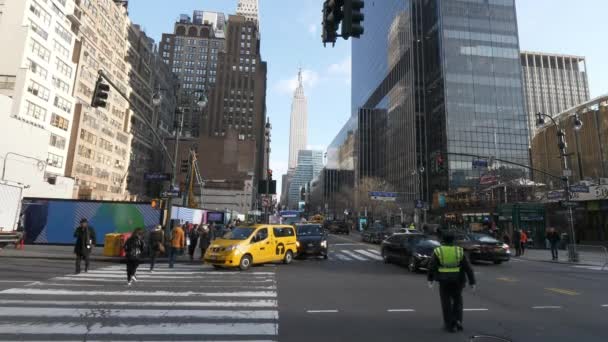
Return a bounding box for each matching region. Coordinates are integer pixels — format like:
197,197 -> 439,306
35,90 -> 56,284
439,281 -> 463,328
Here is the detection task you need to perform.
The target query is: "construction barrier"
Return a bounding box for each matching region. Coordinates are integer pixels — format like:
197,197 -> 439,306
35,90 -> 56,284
103,233 -> 122,257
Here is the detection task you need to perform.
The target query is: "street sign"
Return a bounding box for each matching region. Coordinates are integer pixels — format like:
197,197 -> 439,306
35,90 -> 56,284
161,190 -> 181,198
262,198 -> 270,207
570,184 -> 590,193
414,200 -> 426,209
369,191 -> 397,201
144,172 -> 171,181
560,200 -> 578,208
547,191 -> 565,200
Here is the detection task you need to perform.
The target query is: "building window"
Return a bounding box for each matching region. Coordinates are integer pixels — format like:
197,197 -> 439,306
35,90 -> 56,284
24,100 -> 47,120
0,75 -> 16,90
27,79 -> 50,101
50,113 -> 69,130
29,20 -> 48,40
47,153 -> 64,168
55,58 -> 72,78
53,95 -> 72,113
29,1 -> 51,26
52,76 -> 70,93
30,39 -> 50,62
49,133 -> 66,149
26,59 -> 48,80
54,23 -> 72,43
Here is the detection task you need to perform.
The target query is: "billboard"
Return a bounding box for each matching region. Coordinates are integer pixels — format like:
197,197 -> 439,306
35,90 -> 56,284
22,198 -> 160,245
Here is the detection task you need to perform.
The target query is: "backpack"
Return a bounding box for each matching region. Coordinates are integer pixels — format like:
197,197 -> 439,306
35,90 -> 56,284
125,237 -> 141,259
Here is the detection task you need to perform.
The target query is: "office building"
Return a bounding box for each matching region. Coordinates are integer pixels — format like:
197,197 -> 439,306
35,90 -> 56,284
236,0 -> 259,29
65,0 -> 134,200
158,11 -> 226,138
0,0 -> 81,198
288,150 -> 323,209
521,51 -> 590,140
288,69 -> 308,170
329,0 -> 529,214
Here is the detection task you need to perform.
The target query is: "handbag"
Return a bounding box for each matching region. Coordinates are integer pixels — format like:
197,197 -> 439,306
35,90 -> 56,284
158,242 -> 165,254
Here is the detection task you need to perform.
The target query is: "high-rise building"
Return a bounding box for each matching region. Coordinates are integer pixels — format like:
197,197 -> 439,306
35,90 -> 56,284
329,0 -> 529,213
66,0 -> 134,200
236,0 -> 259,29
288,69 -> 308,169
159,11 -> 226,138
521,51 -> 590,140
0,0 -> 81,197
288,150 -> 323,209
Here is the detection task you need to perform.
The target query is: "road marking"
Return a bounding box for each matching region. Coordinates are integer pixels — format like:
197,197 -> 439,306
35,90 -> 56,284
0,288 -> 277,298
0,299 -> 278,307
56,274 -> 272,280
532,306 -> 562,309
545,288 -> 580,296
602,304 -> 608,307
463,308 -> 489,311
496,277 -> 518,283
0,307 -> 278,320
354,249 -> 383,260
30,282 -> 277,290
333,253 -> 353,261
85,270 -> 275,276
340,250 -> 368,261
0,280 -> 37,284
572,265 -> 607,271
306,310 -> 338,313
366,249 -> 381,256
387,309 -> 415,312
0,322 -> 278,336
52,276 -> 275,283
333,243 -> 362,246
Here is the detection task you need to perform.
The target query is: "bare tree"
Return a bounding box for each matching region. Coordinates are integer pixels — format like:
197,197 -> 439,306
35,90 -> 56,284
355,177 -> 398,221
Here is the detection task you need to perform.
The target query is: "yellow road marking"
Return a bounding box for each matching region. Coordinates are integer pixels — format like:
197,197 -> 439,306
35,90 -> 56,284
497,277 -> 518,282
545,288 -> 580,296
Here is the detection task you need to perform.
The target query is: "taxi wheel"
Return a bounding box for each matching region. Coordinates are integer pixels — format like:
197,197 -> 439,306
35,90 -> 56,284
239,254 -> 252,271
212,265 -> 222,270
283,250 -> 294,264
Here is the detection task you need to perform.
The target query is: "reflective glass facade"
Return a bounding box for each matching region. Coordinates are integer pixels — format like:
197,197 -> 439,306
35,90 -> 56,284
332,0 -> 530,213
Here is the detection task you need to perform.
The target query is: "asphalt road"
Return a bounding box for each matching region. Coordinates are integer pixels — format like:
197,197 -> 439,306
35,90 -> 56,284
0,235 -> 605,341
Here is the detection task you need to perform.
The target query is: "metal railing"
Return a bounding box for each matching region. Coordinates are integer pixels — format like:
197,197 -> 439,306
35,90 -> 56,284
567,244 -> 608,270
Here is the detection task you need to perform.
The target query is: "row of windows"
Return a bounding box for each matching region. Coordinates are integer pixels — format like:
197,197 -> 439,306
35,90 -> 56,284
173,38 -> 222,48
29,1 -> 51,26
53,95 -> 72,113
49,133 -> 66,150
24,100 -> 46,120
29,19 -> 48,40
55,57 -> 72,78
52,76 -> 70,93
27,79 -> 50,101
27,59 -> 48,79
30,38 -> 51,62
51,113 -> 69,130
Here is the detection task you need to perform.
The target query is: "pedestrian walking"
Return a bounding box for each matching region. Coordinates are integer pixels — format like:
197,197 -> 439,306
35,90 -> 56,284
520,230 -> 528,256
546,227 -> 561,261
125,228 -> 145,286
188,225 -> 200,261
512,229 -> 522,256
73,218 -> 96,274
148,225 -> 165,271
169,224 -> 185,268
199,225 -> 212,260
427,232 -> 476,333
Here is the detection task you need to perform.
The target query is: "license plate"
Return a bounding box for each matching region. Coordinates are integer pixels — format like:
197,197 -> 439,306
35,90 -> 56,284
308,243 -> 314,247
209,254 -> 218,260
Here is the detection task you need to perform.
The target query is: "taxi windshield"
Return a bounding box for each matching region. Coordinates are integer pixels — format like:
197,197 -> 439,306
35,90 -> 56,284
223,227 -> 255,240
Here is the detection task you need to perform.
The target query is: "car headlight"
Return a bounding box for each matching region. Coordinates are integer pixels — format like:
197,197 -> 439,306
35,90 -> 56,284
296,241 -> 301,248
414,253 -> 422,258
320,240 -> 327,248
224,245 -> 238,252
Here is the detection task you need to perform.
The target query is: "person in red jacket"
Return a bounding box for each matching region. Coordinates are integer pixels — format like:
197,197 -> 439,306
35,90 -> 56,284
520,230 -> 528,256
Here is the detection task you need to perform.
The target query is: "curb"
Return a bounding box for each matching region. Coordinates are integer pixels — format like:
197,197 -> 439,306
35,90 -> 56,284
519,257 -> 601,268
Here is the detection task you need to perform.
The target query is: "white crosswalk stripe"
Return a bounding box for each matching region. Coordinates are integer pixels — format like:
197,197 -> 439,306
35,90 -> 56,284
0,264 -> 279,341
328,249 -> 382,262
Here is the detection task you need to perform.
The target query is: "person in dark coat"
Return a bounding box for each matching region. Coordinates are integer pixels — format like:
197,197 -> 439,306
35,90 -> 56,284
73,218 -> 96,274
188,225 -> 200,261
427,232 -> 476,333
512,229 -> 522,256
199,225 -> 212,260
148,225 -> 165,271
125,228 -> 145,285
546,227 -> 561,261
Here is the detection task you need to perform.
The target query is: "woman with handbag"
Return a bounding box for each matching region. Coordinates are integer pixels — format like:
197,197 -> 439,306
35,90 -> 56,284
148,225 -> 165,272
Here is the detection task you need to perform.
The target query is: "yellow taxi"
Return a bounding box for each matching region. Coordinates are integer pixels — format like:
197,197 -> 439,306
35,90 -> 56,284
204,224 -> 298,270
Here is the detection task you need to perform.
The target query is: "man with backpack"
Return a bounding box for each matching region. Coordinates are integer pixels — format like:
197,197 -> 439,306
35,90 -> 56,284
125,228 -> 145,286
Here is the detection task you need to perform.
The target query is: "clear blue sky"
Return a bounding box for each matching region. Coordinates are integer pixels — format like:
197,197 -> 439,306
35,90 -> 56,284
129,0 -> 608,196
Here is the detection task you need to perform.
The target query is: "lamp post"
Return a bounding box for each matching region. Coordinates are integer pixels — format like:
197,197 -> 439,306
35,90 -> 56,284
536,112 -> 583,262
264,119 -> 272,223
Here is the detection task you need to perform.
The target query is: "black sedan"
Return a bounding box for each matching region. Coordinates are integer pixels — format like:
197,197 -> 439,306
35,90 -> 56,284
295,224 -> 328,259
381,234 -> 440,272
455,233 -> 511,264
324,220 -> 350,235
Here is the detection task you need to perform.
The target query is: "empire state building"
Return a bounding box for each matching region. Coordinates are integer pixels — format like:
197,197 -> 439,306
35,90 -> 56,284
288,69 -> 309,169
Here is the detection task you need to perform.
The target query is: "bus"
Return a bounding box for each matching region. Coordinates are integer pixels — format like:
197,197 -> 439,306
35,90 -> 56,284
279,210 -> 302,225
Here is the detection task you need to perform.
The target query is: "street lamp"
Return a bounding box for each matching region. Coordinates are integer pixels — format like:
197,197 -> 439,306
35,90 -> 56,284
536,112 -> 581,262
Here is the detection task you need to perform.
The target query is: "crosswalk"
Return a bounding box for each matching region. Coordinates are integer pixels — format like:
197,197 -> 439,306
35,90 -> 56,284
0,264 -> 279,341
328,248 -> 383,262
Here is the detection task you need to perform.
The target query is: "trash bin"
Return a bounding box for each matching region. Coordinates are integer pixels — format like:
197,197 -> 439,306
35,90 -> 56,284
118,232 -> 132,257
103,234 -> 121,257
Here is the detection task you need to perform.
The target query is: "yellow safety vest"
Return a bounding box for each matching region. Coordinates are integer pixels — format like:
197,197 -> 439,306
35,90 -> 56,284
434,246 -> 464,273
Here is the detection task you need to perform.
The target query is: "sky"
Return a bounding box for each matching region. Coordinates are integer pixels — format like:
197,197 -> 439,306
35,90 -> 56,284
128,0 -> 608,197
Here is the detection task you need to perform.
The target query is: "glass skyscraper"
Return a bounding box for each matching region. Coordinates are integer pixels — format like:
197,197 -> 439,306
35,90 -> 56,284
332,0 -> 530,212
288,150 -> 324,209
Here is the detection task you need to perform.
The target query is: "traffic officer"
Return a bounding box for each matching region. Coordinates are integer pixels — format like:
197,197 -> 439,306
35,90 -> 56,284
427,232 -> 476,333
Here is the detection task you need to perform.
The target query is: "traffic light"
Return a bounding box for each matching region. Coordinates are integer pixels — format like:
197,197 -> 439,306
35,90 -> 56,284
91,76 -> 110,108
557,129 -> 567,153
342,0 -> 364,39
436,154 -> 446,172
267,169 -> 273,180
322,0 -> 343,47
180,159 -> 189,173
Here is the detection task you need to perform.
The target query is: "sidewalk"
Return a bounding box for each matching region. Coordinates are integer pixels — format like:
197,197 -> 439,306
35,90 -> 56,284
0,244 -> 120,262
519,248 -> 608,268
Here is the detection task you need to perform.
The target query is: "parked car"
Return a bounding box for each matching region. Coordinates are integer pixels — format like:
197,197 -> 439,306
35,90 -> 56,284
381,234 -> 440,272
324,220 -> 350,235
455,233 -> 511,264
295,223 -> 328,259
204,224 -> 298,270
